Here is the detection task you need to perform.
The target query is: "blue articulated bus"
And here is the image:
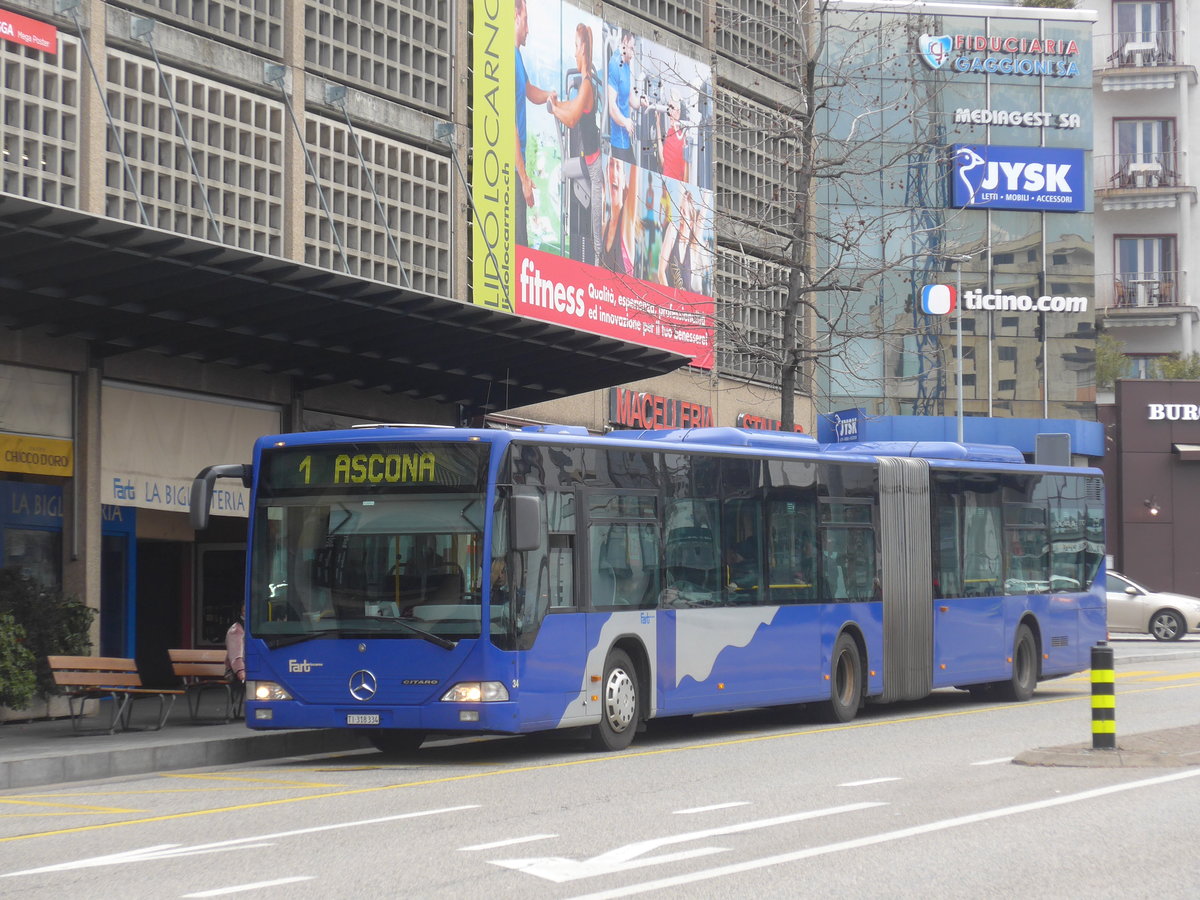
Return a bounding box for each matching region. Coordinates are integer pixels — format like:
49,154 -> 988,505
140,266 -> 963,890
191,424 -> 1106,753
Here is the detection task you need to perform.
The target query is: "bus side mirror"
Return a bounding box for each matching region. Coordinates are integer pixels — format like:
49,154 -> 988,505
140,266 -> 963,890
190,464 -> 253,530
511,491 -> 542,552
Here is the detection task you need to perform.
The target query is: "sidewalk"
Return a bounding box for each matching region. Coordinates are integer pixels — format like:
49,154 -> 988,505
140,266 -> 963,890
3,638 -> 1199,791
0,696 -> 369,791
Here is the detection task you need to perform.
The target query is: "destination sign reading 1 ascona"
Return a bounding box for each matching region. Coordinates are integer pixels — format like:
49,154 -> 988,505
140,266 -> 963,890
261,443 -> 488,494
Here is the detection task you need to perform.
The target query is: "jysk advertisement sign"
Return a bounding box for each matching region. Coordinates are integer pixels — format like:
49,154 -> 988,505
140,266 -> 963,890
951,145 -> 1085,212
472,0 -> 715,367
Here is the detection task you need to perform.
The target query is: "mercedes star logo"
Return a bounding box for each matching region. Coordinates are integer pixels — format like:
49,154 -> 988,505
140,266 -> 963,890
349,669 -> 378,701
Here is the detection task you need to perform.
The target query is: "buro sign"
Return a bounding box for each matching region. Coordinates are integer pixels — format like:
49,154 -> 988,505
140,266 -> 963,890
1147,403 -> 1200,421
952,144 -> 1085,212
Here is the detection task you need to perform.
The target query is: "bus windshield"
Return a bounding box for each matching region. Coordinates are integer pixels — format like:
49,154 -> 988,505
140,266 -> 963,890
249,441 -> 488,647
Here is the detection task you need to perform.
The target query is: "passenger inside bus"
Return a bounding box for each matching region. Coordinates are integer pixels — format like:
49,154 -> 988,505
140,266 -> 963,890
725,539 -> 760,594
660,526 -> 719,606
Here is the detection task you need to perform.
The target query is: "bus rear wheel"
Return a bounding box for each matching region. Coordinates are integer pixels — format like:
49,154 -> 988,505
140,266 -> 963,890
817,632 -> 862,723
996,623 -> 1037,702
588,649 -> 639,751
368,729 -> 425,754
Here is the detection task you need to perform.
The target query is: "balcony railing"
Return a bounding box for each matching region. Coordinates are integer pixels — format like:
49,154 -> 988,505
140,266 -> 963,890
1096,30 -> 1181,69
1102,271 -> 1181,310
1095,151 -> 1187,190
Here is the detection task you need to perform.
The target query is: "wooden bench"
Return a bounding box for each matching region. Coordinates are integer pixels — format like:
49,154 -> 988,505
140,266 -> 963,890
168,649 -> 242,723
47,656 -> 184,734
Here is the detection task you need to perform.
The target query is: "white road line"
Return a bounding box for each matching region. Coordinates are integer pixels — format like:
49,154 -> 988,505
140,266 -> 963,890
673,802 -> 751,815
565,769 -> 1200,900
837,777 -> 900,787
459,834 -> 557,851
182,876 -> 313,896
971,757 -> 1013,766
4,806 -> 480,877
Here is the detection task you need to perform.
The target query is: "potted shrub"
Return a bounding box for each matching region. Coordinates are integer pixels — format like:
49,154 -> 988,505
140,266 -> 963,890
0,613 -> 37,713
0,568 -> 95,720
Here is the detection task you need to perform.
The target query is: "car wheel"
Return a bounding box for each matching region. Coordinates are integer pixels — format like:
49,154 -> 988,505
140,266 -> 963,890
1149,609 -> 1186,641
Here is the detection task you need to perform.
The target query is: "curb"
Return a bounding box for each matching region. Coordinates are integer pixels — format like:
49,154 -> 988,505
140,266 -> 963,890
1014,724 -> 1200,769
0,729 -> 371,791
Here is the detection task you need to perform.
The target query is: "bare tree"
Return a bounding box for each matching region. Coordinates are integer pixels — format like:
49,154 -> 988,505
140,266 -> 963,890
712,1 -> 973,427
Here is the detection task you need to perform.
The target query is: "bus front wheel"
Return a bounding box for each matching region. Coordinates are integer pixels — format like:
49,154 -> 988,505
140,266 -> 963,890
588,649 -> 639,751
817,633 -> 862,723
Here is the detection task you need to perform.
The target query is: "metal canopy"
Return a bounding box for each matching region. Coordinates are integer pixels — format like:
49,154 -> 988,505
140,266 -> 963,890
0,195 -> 687,413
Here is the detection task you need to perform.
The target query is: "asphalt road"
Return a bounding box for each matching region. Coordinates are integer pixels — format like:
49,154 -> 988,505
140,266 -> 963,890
2,649 -> 1199,899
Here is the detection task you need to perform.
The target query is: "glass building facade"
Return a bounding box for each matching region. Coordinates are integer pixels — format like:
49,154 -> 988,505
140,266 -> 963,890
812,7 -> 1095,420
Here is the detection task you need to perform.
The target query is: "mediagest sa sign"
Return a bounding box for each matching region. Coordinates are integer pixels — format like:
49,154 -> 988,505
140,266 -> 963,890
951,144 -> 1085,212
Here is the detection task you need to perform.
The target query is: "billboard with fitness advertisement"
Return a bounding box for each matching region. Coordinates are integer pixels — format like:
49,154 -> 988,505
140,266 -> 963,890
472,0 -> 715,367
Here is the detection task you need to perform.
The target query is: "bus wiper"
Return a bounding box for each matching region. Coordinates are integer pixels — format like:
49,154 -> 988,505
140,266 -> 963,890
367,617 -> 457,651
261,631 -> 336,650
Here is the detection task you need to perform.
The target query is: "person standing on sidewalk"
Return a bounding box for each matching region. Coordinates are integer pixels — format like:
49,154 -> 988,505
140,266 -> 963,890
225,615 -> 246,717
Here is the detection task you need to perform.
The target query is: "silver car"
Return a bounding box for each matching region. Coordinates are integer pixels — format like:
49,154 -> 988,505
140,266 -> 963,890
1105,571 -> 1200,641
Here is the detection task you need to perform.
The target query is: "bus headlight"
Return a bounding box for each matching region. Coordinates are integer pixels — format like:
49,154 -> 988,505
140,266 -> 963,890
441,682 -> 509,702
249,681 -> 293,701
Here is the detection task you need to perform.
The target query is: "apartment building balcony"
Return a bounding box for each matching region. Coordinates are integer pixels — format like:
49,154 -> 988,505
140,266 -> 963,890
1096,30 -> 1197,90
1106,270 -> 1181,308
1095,152 -> 1196,210
1100,270 -> 1196,332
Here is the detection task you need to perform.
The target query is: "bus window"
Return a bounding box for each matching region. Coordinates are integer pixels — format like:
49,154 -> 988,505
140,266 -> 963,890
822,526 -> 877,601
591,522 -> 660,609
1005,503 -> 1050,594
934,473 -> 1002,598
767,499 -> 818,603
661,499 -> 720,607
722,498 -> 762,604
820,499 -> 876,602
1047,476 -> 1086,592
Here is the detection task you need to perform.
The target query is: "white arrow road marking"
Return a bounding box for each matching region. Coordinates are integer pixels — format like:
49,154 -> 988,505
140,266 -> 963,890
565,768 -> 1200,900
3,805 -> 479,877
490,802 -> 884,883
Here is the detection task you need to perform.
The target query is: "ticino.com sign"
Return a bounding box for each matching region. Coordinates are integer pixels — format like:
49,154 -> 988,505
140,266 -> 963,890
920,285 -> 1089,316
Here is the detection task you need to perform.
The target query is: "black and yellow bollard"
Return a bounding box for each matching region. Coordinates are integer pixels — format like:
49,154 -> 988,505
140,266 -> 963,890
1091,642 -> 1116,750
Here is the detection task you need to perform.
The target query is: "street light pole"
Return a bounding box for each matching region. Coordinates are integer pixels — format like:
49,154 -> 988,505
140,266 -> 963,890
948,254 -> 973,444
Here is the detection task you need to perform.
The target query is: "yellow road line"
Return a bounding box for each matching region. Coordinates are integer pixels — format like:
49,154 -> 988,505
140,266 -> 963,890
1060,670 -> 1161,682
2,680 -> 1197,845
0,813 -> 143,819
0,799 -> 144,813
1,787 -> 339,799
161,773 -> 345,788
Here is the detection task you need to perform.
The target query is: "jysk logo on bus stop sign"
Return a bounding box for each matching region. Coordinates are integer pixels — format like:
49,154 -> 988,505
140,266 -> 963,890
952,144 -> 1085,212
